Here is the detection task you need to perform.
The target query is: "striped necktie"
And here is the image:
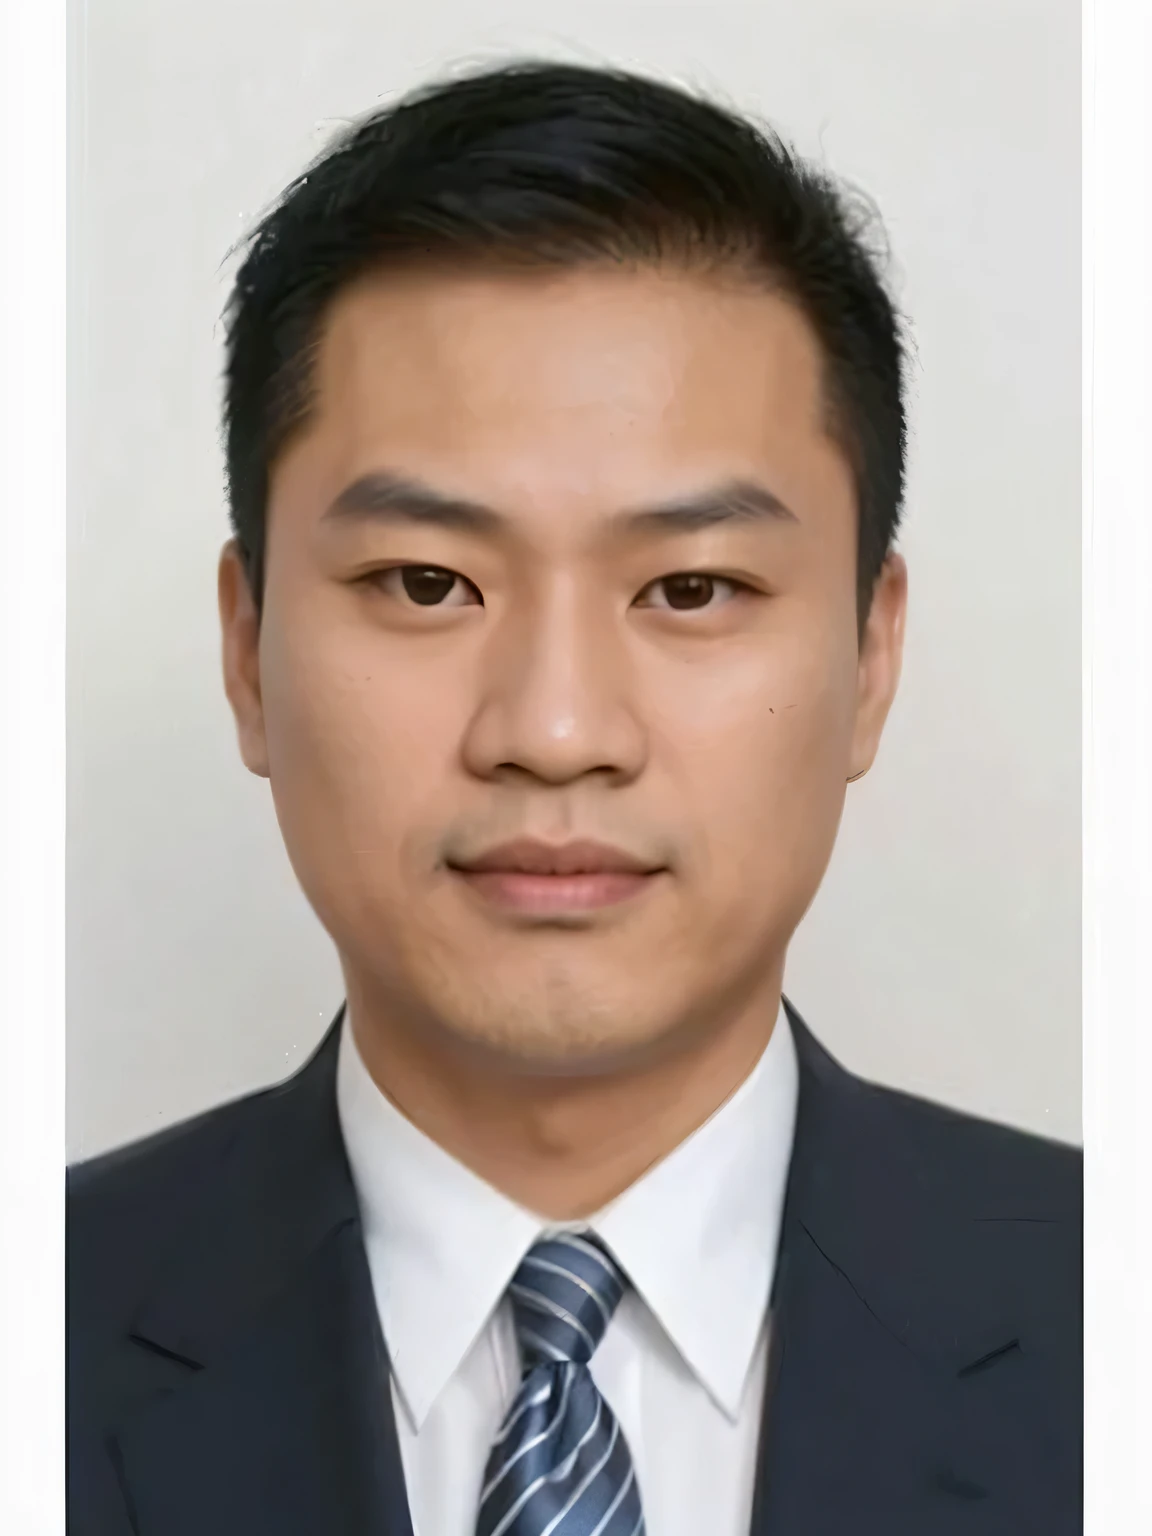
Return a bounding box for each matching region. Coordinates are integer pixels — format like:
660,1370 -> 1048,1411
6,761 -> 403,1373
475,1231 -> 647,1536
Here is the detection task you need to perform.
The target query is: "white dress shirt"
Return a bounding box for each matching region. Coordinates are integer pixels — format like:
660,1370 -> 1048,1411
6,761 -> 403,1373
336,1004 -> 799,1536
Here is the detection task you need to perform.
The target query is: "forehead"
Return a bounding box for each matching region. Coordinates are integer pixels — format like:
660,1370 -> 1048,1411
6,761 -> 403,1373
276,262 -> 850,526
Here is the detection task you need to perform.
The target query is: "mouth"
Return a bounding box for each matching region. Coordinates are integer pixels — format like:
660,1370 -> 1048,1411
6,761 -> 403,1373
447,838 -> 666,917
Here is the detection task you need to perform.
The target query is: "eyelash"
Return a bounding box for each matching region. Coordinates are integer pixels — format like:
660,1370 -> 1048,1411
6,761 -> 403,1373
368,565 -> 482,607
636,573 -> 745,612
364,564 -> 753,612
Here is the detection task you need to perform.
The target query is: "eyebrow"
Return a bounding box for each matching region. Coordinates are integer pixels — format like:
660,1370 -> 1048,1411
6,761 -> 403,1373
322,470 -> 798,536
323,472 -> 502,533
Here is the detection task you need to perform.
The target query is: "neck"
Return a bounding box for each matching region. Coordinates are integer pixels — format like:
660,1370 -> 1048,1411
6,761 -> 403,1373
343,972 -> 784,1221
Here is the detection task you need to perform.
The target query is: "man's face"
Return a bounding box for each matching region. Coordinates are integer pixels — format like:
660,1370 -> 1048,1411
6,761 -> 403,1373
221,263 -> 905,1071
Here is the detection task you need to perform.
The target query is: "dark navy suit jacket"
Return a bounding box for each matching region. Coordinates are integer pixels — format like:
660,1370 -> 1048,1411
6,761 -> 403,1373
68,1002 -> 1082,1534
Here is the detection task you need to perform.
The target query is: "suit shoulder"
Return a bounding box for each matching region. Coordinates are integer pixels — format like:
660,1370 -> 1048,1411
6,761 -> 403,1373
861,1076 -> 1082,1219
67,1076 -> 289,1254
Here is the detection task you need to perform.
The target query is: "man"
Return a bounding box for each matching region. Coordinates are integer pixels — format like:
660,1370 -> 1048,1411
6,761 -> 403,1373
67,61 -> 1081,1536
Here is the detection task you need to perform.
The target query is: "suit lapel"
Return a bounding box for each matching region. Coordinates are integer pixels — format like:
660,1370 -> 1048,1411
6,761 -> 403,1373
106,999 -> 1055,1534
749,1002 -> 1045,1534
109,1012 -> 414,1536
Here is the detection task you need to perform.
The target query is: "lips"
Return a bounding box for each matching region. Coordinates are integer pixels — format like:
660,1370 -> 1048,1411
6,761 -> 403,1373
448,839 -> 663,915
454,838 -> 659,877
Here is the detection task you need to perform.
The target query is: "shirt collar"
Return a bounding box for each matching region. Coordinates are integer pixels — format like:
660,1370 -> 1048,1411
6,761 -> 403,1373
594,1005 -> 797,1417
337,1002 -> 798,1429
336,1020 -> 540,1430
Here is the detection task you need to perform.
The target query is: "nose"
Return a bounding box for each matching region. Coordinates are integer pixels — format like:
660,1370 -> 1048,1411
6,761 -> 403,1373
460,581 -> 647,788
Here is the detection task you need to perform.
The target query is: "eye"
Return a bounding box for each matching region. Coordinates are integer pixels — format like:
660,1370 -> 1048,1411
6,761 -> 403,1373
373,564 -> 482,608
636,573 -> 741,612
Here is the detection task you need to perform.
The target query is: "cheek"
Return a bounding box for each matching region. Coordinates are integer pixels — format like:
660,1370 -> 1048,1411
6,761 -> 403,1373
258,619 -> 459,858
649,624 -> 856,776
647,631 -> 856,878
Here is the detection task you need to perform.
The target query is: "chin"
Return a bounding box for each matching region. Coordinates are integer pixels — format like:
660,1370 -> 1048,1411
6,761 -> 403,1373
422,969 -> 672,1077
451,1023 -> 671,1079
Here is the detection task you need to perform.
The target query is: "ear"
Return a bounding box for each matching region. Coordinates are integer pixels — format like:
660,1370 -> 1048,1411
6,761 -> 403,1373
848,553 -> 907,780
218,540 -> 270,778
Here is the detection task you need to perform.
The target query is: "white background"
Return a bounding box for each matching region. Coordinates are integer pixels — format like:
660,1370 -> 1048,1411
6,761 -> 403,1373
5,0 -> 1151,1531
66,0 -> 1082,1159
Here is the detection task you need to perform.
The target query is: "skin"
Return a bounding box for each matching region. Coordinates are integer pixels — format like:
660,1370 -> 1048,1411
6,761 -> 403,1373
220,262 -> 907,1218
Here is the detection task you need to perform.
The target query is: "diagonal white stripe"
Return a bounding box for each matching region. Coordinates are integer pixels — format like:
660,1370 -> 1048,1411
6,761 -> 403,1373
518,1325 -> 568,1363
493,1380 -> 553,1445
548,1233 -> 622,1289
481,1370 -> 573,1501
536,1417 -> 621,1536
482,1396 -> 604,1536
510,1282 -> 597,1354
519,1254 -> 614,1329
585,1463 -> 635,1536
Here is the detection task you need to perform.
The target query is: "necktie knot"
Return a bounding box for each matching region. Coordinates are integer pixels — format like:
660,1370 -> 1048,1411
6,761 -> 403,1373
509,1232 -> 625,1368
479,1232 -> 645,1534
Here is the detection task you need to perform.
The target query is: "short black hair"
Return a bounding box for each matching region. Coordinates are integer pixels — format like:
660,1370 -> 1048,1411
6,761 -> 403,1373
222,60 -> 907,622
